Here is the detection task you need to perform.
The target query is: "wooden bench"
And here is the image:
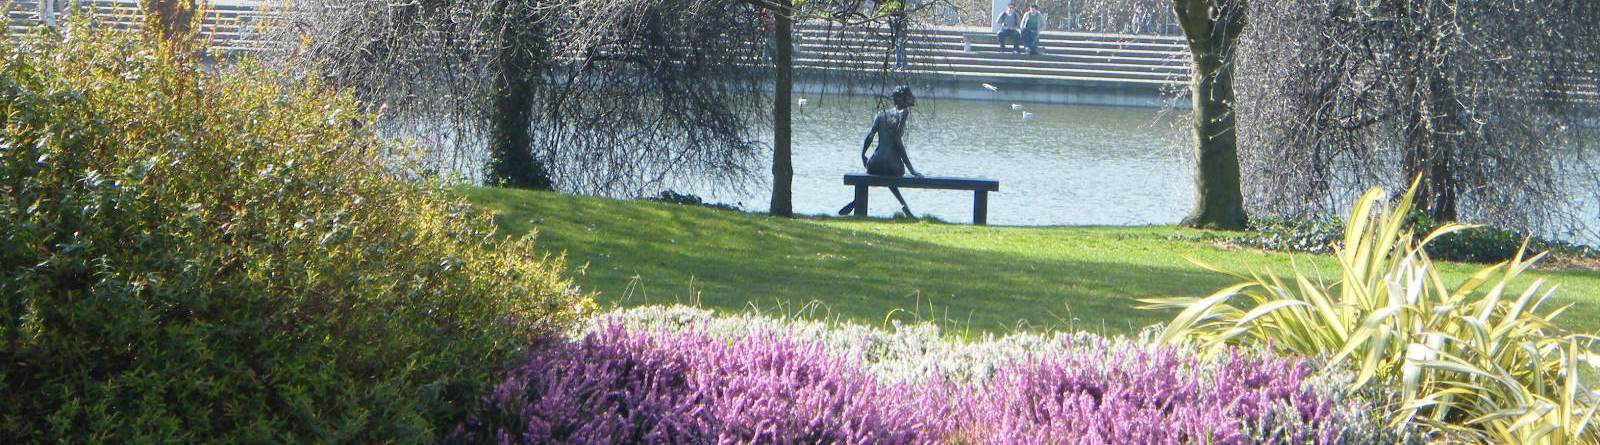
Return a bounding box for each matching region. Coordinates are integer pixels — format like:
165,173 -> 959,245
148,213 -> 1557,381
844,174 -> 1000,225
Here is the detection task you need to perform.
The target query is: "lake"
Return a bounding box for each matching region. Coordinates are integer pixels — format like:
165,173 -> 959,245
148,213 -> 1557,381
672,95 -> 1197,226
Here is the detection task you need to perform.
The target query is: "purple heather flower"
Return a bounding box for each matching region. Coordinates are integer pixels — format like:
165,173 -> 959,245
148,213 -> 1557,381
452,321 -> 1364,444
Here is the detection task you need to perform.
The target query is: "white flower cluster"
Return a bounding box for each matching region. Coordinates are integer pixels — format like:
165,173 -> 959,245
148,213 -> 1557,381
593,306 -> 1227,385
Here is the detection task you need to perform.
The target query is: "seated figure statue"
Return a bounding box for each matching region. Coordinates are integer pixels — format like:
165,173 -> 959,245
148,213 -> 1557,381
838,86 -> 923,217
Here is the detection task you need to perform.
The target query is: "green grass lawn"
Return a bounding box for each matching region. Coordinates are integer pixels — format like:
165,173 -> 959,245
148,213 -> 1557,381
465,187 -> 1600,336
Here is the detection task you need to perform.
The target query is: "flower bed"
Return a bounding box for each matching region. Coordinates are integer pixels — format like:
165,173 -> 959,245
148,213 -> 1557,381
452,306 -> 1396,444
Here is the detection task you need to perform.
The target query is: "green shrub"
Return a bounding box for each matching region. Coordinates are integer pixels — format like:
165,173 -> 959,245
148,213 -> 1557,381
1241,215 -> 1345,254
1406,211 -> 1597,265
646,189 -> 742,211
1143,179 -> 1600,444
1241,213 -> 1596,265
0,26 -> 591,442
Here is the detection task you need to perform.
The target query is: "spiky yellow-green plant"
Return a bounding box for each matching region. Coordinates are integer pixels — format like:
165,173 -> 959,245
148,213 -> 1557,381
1141,178 -> 1600,444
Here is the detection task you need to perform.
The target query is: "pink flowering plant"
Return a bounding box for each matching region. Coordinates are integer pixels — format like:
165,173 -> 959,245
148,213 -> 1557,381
451,306 -> 1404,444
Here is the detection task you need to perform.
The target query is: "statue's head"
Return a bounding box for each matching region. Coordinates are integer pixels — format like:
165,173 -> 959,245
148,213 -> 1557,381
892,86 -> 915,108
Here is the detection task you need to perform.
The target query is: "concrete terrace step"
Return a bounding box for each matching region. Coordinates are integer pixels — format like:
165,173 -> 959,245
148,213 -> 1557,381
792,23 -> 1190,88
796,38 -> 1187,64
796,22 -> 1185,44
794,46 -> 1188,74
796,64 -> 1179,88
800,58 -> 1183,83
796,41 -> 1187,68
797,30 -> 1188,55
792,28 -> 1189,59
795,25 -> 1187,48
845,54 -> 1190,78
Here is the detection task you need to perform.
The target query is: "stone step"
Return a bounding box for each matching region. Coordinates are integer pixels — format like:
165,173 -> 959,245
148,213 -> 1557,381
793,34 -> 1187,60
795,64 -> 1179,88
795,25 -> 1187,49
793,51 -> 1189,80
796,42 -> 1187,68
795,23 -> 1185,45
796,29 -> 1188,54
798,58 -> 1184,83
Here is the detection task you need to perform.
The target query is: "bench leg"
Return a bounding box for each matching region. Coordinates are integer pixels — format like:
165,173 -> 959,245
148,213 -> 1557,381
853,185 -> 869,217
973,191 -> 988,225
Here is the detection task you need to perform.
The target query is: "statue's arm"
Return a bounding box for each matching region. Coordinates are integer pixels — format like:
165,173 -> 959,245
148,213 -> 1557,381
900,147 -> 920,177
860,117 -> 878,167
899,113 -> 920,176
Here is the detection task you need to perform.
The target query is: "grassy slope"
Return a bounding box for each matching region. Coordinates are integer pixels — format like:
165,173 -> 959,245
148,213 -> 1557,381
466,187 -> 1600,336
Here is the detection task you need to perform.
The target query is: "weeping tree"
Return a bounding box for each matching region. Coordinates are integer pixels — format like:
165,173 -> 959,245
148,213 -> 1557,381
270,0 -> 769,193
485,0 -> 552,189
270,0 -> 939,201
268,0 -> 533,185
1234,0 -> 1600,236
1172,0 -> 1249,230
525,0 -> 773,195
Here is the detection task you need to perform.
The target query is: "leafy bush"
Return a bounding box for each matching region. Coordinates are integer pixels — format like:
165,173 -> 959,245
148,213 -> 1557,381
1240,212 -> 1595,265
1406,211 -> 1598,264
455,306 -> 1394,444
1241,215 -> 1345,254
0,26 -> 589,442
1144,179 -> 1600,443
645,189 -> 741,211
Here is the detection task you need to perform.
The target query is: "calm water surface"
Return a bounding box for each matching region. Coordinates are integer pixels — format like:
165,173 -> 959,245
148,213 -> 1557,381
674,96 -> 1194,226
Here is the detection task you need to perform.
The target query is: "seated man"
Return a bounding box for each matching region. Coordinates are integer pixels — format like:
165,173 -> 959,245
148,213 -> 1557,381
1021,3 -> 1045,55
994,2 -> 1023,54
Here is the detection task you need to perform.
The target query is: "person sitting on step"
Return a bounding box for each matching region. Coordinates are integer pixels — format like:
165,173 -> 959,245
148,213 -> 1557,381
1021,3 -> 1046,55
994,2 -> 1024,54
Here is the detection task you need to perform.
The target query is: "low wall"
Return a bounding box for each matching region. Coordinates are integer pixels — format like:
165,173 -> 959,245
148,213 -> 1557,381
793,73 -> 1188,109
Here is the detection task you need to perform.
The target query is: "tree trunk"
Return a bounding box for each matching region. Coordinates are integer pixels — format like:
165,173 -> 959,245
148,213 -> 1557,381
485,5 -> 552,189
769,7 -> 795,217
1399,0 -> 1460,222
142,0 -> 196,43
1175,0 -> 1248,230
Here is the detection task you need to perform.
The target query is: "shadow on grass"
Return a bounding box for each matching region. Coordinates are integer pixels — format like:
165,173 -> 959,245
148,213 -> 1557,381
471,188 -> 1234,336
470,187 -> 1600,336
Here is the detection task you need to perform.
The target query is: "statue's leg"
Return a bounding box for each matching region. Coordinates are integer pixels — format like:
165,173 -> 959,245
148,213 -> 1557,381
888,186 -> 913,217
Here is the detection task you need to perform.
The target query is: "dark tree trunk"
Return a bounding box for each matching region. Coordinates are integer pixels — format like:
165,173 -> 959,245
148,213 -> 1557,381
1401,72 -> 1462,222
142,0 -> 196,43
1174,0 -> 1248,230
770,6 -> 795,217
485,3 -> 551,190
1399,0 -> 1460,222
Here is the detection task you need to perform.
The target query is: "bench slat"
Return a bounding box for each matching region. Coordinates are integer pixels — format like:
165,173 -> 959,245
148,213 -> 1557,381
843,173 -> 999,192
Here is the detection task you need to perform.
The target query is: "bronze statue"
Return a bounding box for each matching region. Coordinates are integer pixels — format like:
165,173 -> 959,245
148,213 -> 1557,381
839,86 -> 922,216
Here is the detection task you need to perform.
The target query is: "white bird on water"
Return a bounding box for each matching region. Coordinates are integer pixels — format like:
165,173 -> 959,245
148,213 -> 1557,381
982,83 -> 999,92
1022,111 -> 1036,120
1011,104 -> 1024,111
797,97 -> 809,107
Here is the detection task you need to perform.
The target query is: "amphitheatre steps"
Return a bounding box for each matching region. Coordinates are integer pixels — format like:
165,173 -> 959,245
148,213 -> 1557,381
791,23 -> 1193,90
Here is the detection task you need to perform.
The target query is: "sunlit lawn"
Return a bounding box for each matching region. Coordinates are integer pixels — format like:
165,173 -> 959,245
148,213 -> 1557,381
466,187 -> 1600,336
